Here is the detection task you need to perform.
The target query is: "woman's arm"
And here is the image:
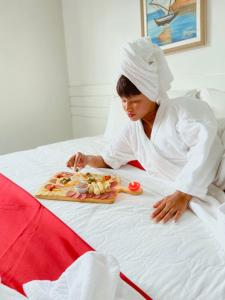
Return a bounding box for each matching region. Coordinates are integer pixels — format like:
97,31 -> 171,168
152,99 -> 223,223
174,99 -> 224,198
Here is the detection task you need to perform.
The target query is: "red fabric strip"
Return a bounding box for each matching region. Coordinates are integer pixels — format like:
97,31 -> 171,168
0,173 -> 152,299
128,160 -> 145,171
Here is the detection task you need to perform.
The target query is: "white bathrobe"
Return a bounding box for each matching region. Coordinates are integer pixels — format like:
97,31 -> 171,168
103,96 -> 224,199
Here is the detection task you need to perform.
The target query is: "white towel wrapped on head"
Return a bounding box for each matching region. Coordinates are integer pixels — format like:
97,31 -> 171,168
119,37 -> 173,103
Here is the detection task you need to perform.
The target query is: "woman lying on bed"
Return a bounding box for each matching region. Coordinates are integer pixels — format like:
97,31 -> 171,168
67,37 -> 224,224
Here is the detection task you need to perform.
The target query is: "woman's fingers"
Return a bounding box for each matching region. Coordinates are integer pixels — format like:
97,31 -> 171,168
174,210 -> 183,223
74,153 -> 82,170
153,207 -> 169,223
67,152 -> 89,171
153,199 -> 164,208
151,201 -> 166,219
67,152 -> 83,170
74,152 -> 88,170
67,155 -> 75,168
162,210 -> 176,223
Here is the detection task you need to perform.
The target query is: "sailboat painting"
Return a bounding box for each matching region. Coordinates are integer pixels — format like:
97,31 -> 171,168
140,0 -> 206,53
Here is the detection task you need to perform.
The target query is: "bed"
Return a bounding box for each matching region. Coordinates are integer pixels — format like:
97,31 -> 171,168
1,87 -> 225,300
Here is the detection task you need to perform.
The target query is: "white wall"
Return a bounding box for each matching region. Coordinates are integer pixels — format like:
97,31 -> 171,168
0,0 -> 72,154
62,0 -> 142,137
168,0 -> 225,90
62,0 -> 225,138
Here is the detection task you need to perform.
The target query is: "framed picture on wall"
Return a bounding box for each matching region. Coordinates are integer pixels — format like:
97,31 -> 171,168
140,0 -> 206,53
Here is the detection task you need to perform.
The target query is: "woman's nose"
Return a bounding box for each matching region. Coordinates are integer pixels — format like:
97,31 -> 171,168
124,102 -> 131,111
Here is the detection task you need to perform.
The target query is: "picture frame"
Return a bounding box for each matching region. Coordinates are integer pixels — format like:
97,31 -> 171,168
140,0 -> 206,54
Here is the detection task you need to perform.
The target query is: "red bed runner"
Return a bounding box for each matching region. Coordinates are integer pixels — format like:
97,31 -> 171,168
0,173 -> 152,299
128,160 -> 145,171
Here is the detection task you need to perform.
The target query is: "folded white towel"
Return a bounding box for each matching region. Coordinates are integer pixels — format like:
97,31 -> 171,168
119,37 -> 173,103
24,251 -> 143,300
0,252 -> 144,300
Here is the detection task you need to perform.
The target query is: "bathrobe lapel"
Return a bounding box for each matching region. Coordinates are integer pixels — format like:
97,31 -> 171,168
137,100 -> 180,180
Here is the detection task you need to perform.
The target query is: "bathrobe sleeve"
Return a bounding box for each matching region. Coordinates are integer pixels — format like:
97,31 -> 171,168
174,98 -> 224,198
102,124 -> 136,169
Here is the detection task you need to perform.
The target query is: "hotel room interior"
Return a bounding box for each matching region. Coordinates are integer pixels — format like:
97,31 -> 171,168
1,0 -> 225,299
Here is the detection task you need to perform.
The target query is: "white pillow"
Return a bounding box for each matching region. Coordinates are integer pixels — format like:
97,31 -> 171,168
198,88 -> 225,119
104,95 -> 128,140
167,89 -> 198,99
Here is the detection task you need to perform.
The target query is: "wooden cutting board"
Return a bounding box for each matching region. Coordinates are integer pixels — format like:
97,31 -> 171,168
35,171 -> 143,204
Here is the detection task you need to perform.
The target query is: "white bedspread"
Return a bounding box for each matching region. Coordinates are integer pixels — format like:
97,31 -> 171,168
1,136 -> 225,300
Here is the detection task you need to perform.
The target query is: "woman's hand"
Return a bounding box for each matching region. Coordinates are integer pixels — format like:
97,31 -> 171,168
151,191 -> 192,223
67,153 -> 109,169
67,152 -> 88,170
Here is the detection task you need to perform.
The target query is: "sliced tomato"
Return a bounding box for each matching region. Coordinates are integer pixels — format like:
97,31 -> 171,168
104,175 -> 111,180
128,181 -> 141,191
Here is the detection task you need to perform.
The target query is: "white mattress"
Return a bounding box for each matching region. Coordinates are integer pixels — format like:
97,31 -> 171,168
1,136 -> 225,300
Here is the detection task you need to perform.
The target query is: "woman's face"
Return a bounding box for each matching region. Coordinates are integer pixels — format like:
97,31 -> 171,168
121,93 -> 157,121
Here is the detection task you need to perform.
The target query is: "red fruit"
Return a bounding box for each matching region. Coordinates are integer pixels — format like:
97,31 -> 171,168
128,181 -> 141,191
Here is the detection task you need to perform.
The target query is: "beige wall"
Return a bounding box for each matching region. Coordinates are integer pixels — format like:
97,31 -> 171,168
61,0 -> 225,138
0,0 -> 72,154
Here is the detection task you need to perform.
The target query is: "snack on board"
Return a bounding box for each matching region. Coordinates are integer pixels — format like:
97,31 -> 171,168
35,171 -> 143,204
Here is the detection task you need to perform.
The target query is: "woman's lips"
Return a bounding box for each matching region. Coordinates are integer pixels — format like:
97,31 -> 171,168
128,113 -> 135,118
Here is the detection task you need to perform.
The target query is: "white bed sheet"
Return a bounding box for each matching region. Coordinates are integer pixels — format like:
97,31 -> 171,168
1,136 -> 225,300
